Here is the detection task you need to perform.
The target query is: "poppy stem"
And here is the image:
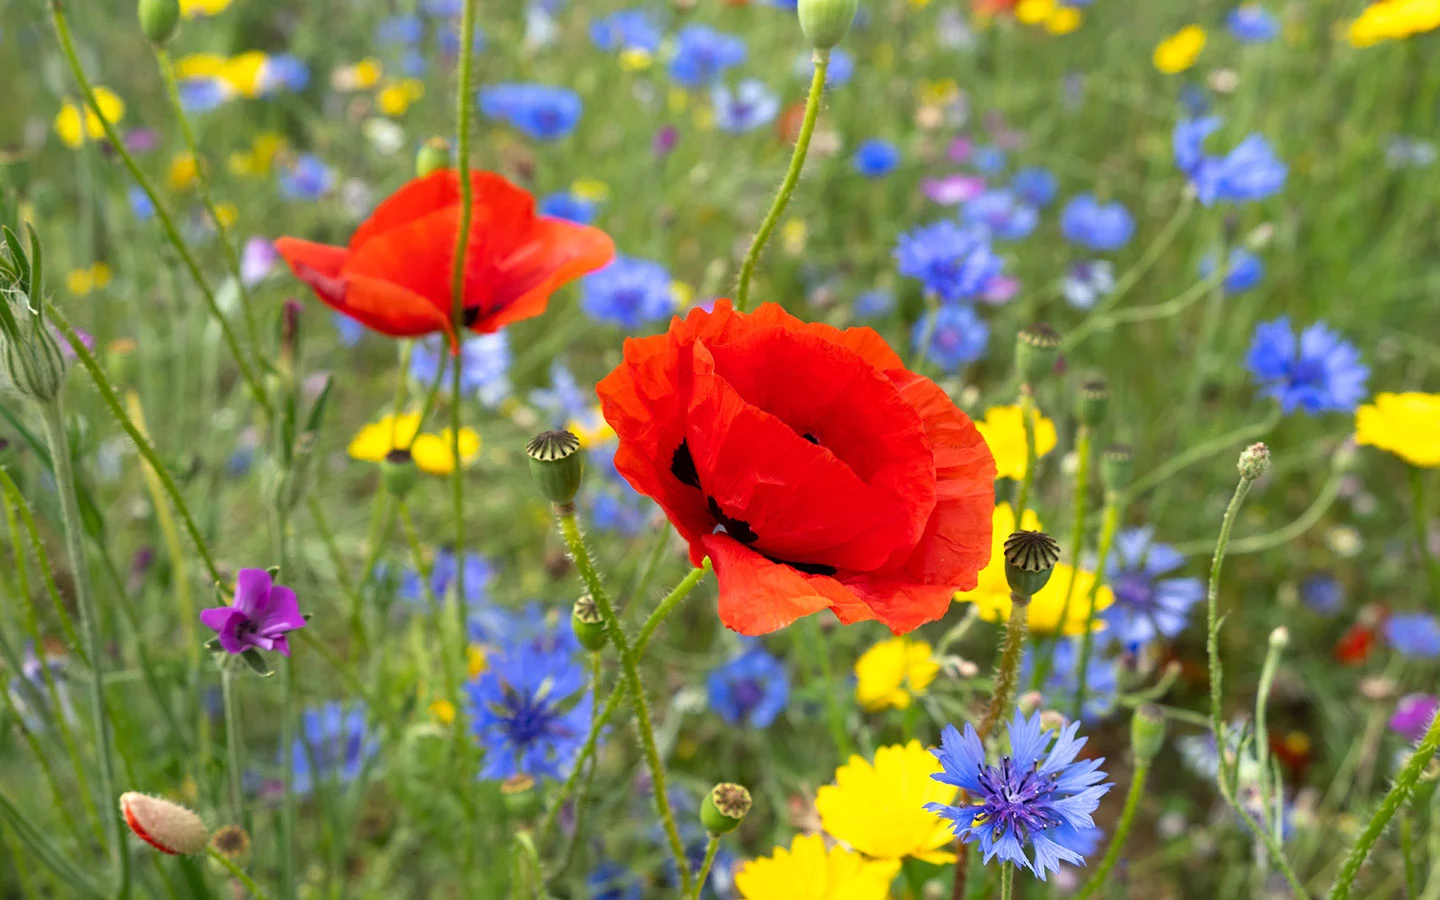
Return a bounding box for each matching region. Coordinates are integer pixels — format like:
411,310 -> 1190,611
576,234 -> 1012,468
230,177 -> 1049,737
207,846 -> 274,900
1072,764 -> 1149,900
1011,388 -> 1039,524
692,836 -> 720,900
735,50 -> 829,313
555,511 -> 693,893
977,592 -> 1030,742
1031,423 -> 1093,691
1072,492 -> 1121,719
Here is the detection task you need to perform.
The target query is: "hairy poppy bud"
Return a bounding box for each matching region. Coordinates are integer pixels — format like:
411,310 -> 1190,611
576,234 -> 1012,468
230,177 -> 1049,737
209,825 -> 252,869
1003,530 -> 1059,598
0,274 -> 68,407
1076,377 -> 1109,428
526,430 -> 584,507
120,792 -> 209,855
501,774 -> 542,822
1238,442 -> 1271,482
416,138 -> 450,178
1130,704 -> 1166,762
138,0 -> 181,45
571,594 -> 607,651
381,448 -> 419,498
797,0 -> 858,50
700,783 -> 752,835
1015,323 -> 1061,386
1100,444 -> 1133,493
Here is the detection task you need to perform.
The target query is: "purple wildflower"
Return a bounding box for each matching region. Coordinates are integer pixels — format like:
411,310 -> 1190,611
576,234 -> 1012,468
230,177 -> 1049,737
200,568 -> 306,656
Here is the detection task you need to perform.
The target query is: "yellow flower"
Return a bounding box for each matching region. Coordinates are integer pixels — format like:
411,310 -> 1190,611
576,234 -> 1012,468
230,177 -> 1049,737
181,0 -> 233,17
214,204 -> 238,229
855,637 -> 940,712
377,84 -> 413,117
430,699 -> 456,724
571,178 -> 611,203
1154,25 -> 1206,74
619,48 -> 654,71
567,411 -> 616,448
735,834 -> 899,900
348,413 -> 481,476
230,132 -> 287,176
917,79 -> 960,107
957,503 -> 1113,635
168,153 -> 200,192
467,644 -> 488,679
54,87 -> 125,149
975,405 -> 1058,481
90,263 -> 113,290
66,268 -> 94,296
669,280 -> 694,309
1016,0 -> 1055,24
221,52 -> 269,98
1356,392 -> 1440,467
1046,7 -> 1083,34
815,741 -> 957,864
176,53 -> 227,79
1347,0 -> 1440,46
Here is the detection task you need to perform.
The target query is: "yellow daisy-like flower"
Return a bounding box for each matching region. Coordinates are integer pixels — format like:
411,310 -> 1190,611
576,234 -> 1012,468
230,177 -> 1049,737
1356,392 -> 1440,467
567,410 -> 617,448
1016,0 -> 1055,24
958,503 -> 1113,635
54,87 -> 125,149
815,741 -> 957,864
430,699 -> 456,724
214,204 -> 239,229
353,58 -> 384,90
1046,7 -> 1083,34
1153,25 -> 1206,74
90,263 -> 113,290
855,637 -> 940,712
572,178 -> 611,203
735,834 -> 899,900
168,153 -> 200,192
377,84 -> 413,117
619,48 -> 654,71
176,53 -> 226,79
975,405 -> 1058,481
221,52 -> 270,98
66,268 -> 95,296
347,413 -> 481,476
467,644 -> 488,679
1347,0 -> 1440,46
181,0 -> 233,17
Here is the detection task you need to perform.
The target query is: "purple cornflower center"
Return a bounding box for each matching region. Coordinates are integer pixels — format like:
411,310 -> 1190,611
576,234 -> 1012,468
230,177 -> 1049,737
498,686 -> 560,747
1111,571 -> 1154,611
1286,356 -> 1326,390
730,677 -> 765,721
973,757 -> 1062,841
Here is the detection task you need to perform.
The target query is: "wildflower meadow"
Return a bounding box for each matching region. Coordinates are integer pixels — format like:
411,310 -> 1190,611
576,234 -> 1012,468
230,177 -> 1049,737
2,0 -> 1440,897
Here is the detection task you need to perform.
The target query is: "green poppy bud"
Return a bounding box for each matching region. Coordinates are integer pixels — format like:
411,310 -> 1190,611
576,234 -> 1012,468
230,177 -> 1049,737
1130,704 -> 1166,763
381,448 -> 419,498
0,302 -> 68,406
1237,442 -> 1271,482
797,0 -> 858,50
1100,444 -> 1133,494
138,0 -> 181,45
1076,377 -> 1109,428
1003,530 -> 1059,598
571,594 -> 607,652
526,430 -> 584,508
700,783 -> 752,836
501,774 -> 542,822
1014,323 -> 1061,386
416,138 -> 451,178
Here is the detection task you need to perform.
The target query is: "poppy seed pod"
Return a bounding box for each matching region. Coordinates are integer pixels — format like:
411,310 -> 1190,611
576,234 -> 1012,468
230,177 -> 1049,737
571,594 -> 607,651
1130,704 -> 1166,762
209,825 -> 252,869
1003,530 -> 1059,597
1015,323 -> 1061,386
415,138 -> 450,178
119,792 -> 209,855
138,0 -> 181,45
798,0 -> 858,49
1100,444 -> 1134,494
1076,377 -> 1110,428
526,430 -> 584,506
700,783 -> 752,835
1238,442 -> 1271,481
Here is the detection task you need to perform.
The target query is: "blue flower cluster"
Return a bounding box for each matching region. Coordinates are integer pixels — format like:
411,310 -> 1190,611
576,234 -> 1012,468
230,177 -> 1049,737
1174,117 -> 1287,206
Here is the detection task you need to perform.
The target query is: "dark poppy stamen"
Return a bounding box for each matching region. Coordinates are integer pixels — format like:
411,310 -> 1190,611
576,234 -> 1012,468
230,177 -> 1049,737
462,306 -> 481,327
670,440 -> 701,489
762,554 -> 837,576
802,433 -> 819,444
707,496 -> 758,544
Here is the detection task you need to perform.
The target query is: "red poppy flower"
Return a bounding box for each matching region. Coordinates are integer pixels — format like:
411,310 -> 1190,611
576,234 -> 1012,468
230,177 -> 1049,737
596,301 -> 996,635
274,170 -> 613,347
1334,623 -> 1376,665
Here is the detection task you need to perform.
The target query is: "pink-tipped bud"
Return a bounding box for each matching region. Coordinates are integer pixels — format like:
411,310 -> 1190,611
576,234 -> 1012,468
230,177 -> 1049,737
119,792 -> 209,855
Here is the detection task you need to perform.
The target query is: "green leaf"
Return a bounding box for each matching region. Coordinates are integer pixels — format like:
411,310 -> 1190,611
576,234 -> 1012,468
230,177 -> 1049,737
0,788 -> 108,898
241,648 -> 273,677
1,226 -> 30,296
24,223 -> 44,312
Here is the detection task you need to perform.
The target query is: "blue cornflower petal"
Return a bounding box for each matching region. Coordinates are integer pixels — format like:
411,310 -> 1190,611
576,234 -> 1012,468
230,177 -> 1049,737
1060,194 -> 1134,251
707,647 -> 789,729
478,83 -> 581,140
1246,316 -> 1369,415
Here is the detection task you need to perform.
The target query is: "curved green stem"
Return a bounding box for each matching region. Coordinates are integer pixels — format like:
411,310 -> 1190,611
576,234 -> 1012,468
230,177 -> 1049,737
693,836 -> 720,900
207,846 -> 274,900
1253,631 -> 1286,834
636,559 -> 712,649
556,511 -> 692,892
1074,766 -> 1149,900
1174,467 -> 1342,557
1125,408 -> 1281,501
735,50 -> 828,312
1073,495 -> 1120,719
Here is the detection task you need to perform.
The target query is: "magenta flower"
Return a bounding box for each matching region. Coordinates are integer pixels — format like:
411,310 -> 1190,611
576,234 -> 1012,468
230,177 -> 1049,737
922,174 -> 985,206
1390,694 -> 1439,743
200,569 -> 306,656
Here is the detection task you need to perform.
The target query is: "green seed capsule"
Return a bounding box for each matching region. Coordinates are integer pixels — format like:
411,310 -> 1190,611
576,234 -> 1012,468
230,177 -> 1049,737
380,448 -> 419,498
138,0 -> 181,45
797,0 -> 858,50
1015,323 -> 1062,386
526,430 -> 584,507
571,594 -> 607,652
700,783 -> 752,835
416,138 -> 451,178
1130,704 -> 1166,762
1003,530 -> 1060,598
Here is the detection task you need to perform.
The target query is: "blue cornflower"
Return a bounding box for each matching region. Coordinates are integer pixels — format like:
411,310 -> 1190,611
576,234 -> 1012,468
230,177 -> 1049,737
854,289 -> 895,318
540,191 -> 598,224
1174,117 -> 1287,206
707,648 -> 789,729
1061,260 -> 1115,310
973,145 -> 1007,175
588,862 -> 642,900
1105,527 -> 1204,645
178,78 -> 229,113
478,84 -> 581,141
289,703 -> 378,795
1200,247 -> 1265,294
261,55 -> 310,94
590,9 -> 662,53
928,712 -> 1112,879
822,47 -> 855,87
712,80 -> 779,133
333,313 -> 365,347
401,51 -> 427,77
668,25 -> 747,88
408,548 -> 495,608
465,642 -> 593,780
1226,5 -> 1279,43
1021,641 -> 1117,722
278,154 -> 334,200
894,220 -> 1003,302
1011,167 -> 1058,208
581,256 -> 675,329
964,189 -> 1040,241
1060,194 -> 1134,251
376,14 -> 424,45
128,186 -> 155,222
912,303 -> 990,372
1245,316 -> 1369,415
854,139 -> 901,178
6,643 -> 75,732
583,443 -> 654,536
529,362 -> 591,425
1301,574 -> 1343,615
409,333 -> 512,406
1180,83 -> 1212,117
1386,613 -> 1440,659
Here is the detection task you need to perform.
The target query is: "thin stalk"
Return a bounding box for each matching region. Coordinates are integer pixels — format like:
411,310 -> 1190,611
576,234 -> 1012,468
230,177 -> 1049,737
1401,813 -> 1420,900
153,49 -> 262,354
1411,468 -> 1440,602
692,836 -> 720,900
272,510 -> 296,900
1073,495 -> 1121,718
1012,388 -> 1040,523
0,470 -> 83,658
805,612 -> 852,759
935,606 -> 981,655
207,846 -> 274,900
1032,423 -> 1091,689
1329,709 -> 1440,900
38,401 -> 120,884
221,666 -> 247,830
736,50 -> 829,312
977,593 -> 1030,740
1253,631 -> 1286,834
1174,467 -> 1342,556
48,0 -> 268,414
635,560 -> 712,649
1074,765 -> 1149,900
999,861 -> 1014,900
555,510 -> 692,892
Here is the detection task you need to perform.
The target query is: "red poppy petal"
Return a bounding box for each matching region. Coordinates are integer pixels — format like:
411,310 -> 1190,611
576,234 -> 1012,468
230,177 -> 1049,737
342,272 -> 454,339
471,217 -> 615,333
348,169 -> 464,252
702,533 -> 850,635
746,303 -> 906,373
835,576 -> 957,634
345,206 -> 459,320
275,237 -> 348,309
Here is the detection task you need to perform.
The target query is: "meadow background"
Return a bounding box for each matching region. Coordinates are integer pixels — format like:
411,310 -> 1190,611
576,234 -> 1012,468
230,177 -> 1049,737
0,0 -> 1438,897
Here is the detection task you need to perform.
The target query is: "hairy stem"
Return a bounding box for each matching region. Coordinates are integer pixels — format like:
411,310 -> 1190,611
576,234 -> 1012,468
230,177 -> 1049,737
1073,495 -> 1121,718
1074,766 -> 1149,900
693,836 -> 720,900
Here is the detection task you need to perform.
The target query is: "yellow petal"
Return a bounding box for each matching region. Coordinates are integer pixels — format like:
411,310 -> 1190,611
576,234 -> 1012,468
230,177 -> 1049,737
815,741 -> 957,863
